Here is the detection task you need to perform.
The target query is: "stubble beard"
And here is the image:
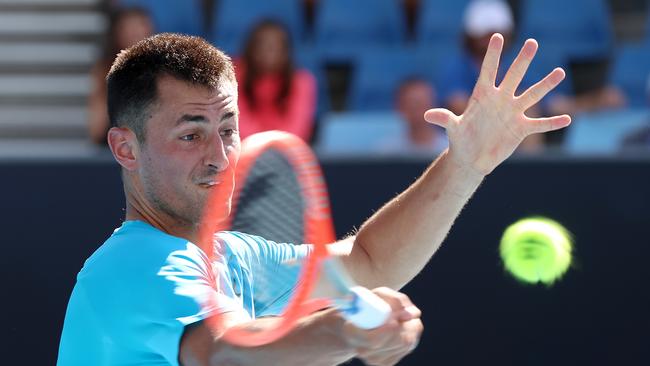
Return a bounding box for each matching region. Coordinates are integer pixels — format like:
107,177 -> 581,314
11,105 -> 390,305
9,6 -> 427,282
141,165 -> 204,230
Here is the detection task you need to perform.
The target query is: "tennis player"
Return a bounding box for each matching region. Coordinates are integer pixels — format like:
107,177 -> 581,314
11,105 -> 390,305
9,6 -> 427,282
58,32 -> 569,366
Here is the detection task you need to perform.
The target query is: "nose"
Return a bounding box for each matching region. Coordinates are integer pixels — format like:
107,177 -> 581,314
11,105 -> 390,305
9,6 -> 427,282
206,134 -> 230,172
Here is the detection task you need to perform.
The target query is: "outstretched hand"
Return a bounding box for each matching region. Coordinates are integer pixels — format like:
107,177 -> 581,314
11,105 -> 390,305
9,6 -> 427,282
424,33 -> 571,176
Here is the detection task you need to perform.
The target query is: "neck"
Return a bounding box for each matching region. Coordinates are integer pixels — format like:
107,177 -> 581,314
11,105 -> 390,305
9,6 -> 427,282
122,181 -> 205,250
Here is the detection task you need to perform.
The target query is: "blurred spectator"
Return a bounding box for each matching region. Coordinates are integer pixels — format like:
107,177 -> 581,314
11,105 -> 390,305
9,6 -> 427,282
88,7 -> 154,144
545,60 -> 626,148
437,0 -> 544,152
378,78 -> 447,155
439,0 -> 515,117
236,20 -> 317,142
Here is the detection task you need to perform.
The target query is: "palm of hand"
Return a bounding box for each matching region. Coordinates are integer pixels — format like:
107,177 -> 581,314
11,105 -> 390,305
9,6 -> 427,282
425,34 -> 571,175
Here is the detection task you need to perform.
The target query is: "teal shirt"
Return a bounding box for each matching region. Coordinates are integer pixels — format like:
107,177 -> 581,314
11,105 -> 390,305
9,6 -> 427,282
57,221 -> 308,365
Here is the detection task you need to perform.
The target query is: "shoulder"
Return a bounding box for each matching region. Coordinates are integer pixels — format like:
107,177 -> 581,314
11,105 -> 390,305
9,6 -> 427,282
95,220 -> 188,253
80,221 -> 205,283
77,222 -> 217,320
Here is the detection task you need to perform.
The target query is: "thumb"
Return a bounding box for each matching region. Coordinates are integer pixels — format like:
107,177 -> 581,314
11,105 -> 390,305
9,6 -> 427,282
424,108 -> 456,129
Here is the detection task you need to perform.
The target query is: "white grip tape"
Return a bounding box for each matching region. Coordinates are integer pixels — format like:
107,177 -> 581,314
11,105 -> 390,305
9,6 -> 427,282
343,286 -> 392,329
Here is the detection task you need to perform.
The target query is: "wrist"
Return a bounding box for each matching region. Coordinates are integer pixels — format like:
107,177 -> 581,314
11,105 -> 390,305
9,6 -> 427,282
446,148 -> 489,177
441,149 -> 485,198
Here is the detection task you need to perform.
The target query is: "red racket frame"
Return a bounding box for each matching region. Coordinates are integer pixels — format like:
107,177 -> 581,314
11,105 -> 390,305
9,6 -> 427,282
201,131 -> 337,347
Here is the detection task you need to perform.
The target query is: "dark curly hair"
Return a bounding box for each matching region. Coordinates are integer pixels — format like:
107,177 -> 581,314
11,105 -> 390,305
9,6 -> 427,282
107,33 -> 236,143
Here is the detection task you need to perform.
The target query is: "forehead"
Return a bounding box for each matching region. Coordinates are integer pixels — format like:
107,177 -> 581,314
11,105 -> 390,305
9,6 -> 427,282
155,74 -> 237,108
257,26 -> 286,39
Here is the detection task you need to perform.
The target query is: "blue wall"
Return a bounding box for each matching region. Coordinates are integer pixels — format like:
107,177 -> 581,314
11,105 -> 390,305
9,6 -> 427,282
2,157 -> 649,365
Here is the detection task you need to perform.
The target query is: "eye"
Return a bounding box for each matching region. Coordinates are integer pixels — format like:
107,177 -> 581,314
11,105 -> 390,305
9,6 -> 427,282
180,134 -> 199,141
220,128 -> 238,138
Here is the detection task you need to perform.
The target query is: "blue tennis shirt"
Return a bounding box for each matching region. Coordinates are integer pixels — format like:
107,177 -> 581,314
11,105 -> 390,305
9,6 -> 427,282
57,220 -> 308,365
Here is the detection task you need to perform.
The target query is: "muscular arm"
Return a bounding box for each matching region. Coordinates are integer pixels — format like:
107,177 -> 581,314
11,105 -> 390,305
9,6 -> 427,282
180,287 -> 423,366
340,150 -> 482,290
337,35 -> 571,290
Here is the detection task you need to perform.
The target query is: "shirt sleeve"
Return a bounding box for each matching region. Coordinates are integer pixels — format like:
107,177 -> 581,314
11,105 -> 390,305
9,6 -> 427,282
220,232 -> 311,317
145,242 -> 242,363
155,242 -> 242,325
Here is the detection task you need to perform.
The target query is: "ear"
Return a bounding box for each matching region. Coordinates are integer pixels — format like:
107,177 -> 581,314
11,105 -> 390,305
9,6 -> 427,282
107,127 -> 139,171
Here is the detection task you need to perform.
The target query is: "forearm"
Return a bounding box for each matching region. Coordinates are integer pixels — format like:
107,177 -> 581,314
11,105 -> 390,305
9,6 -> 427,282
210,310 -> 355,366
350,149 -> 484,289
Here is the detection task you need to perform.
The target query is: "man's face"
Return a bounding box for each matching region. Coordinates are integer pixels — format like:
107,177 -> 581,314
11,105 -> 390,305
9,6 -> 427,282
398,82 -> 435,127
135,75 -> 240,228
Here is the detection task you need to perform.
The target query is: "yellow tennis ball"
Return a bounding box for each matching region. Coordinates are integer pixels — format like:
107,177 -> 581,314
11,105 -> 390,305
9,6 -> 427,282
499,217 -> 573,285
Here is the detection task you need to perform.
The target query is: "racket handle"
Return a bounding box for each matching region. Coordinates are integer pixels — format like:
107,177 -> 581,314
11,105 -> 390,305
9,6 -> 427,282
343,286 -> 392,329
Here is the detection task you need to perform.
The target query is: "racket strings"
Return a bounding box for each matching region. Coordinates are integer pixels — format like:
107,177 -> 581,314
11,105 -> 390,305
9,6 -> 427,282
230,149 -> 309,315
232,149 -> 305,244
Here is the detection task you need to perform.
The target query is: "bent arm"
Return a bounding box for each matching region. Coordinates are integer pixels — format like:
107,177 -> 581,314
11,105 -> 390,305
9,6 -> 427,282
180,309 -> 355,366
337,35 -> 572,290
340,149 -> 483,290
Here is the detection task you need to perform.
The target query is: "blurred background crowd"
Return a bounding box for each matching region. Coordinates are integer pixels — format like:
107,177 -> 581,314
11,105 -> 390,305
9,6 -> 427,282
1,0 -> 649,157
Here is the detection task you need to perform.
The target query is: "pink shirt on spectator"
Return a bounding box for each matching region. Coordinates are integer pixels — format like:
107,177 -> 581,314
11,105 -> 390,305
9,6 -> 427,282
236,63 -> 317,142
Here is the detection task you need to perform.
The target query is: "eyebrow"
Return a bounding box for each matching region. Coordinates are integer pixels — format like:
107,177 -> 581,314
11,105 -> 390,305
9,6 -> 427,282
175,111 -> 236,126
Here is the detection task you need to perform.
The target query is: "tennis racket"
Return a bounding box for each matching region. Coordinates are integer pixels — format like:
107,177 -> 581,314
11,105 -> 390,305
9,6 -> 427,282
200,130 -> 391,347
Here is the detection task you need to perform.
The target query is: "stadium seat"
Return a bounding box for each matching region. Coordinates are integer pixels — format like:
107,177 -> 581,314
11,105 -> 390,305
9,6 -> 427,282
314,0 -> 406,61
415,0 -> 471,46
564,109 -> 650,154
209,0 -> 304,56
610,42 -> 650,108
315,112 -> 406,155
347,45 -> 457,111
117,0 -> 203,36
518,0 -> 613,60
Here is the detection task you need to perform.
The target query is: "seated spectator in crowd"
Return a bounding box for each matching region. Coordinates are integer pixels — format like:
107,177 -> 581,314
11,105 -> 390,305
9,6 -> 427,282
378,78 -> 447,155
438,0 -> 543,152
546,70 -> 626,117
88,7 -> 154,144
236,20 -> 317,142
439,0 -> 515,117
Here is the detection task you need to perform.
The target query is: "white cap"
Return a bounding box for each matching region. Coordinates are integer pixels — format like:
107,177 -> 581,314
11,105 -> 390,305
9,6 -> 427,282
463,0 -> 514,37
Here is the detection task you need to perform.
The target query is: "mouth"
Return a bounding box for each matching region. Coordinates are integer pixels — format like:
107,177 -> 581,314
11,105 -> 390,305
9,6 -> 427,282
197,180 -> 222,188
